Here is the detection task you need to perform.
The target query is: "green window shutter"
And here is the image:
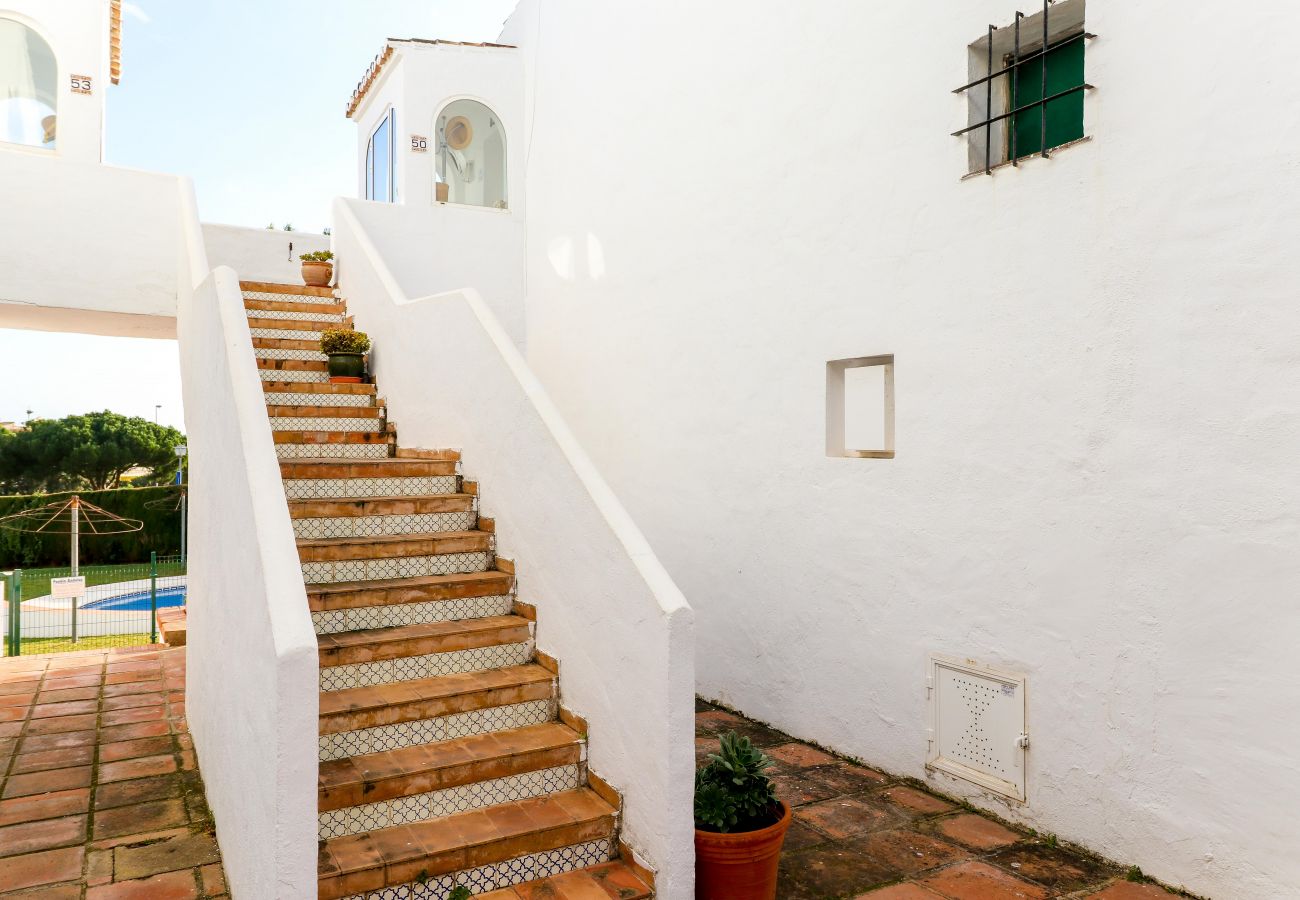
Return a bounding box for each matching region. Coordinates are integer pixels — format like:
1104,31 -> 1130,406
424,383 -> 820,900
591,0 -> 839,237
1011,37 -> 1085,158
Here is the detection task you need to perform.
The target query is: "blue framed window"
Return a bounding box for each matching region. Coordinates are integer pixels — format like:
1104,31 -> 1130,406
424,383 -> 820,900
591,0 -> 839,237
366,108 -> 396,202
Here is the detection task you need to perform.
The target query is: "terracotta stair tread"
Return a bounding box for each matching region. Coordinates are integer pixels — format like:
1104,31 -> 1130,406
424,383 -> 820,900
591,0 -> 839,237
288,494 -> 475,518
262,380 -> 375,395
317,789 -> 617,898
253,336 -> 331,351
299,529 -> 490,549
317,721 -> 583,810
307,571 -> 515,610
318,664 -> 554,727
265,404 -> 382,417
241,279 -> 335,298
257,357 -> 329,371
279,459 -> 456,477
244,298 -> 346,315
318,614 -> 531,664
248,317 -> 351,331
482,862 -> 653,900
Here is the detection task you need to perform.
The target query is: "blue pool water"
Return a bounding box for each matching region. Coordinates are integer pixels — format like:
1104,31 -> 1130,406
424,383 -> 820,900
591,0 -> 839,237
83,585 -> 187,612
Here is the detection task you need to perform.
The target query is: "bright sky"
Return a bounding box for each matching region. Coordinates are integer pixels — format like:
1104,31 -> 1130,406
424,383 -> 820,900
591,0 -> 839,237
0,0 -> 519,433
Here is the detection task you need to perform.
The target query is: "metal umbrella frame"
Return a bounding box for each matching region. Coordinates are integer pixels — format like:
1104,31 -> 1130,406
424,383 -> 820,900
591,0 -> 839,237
0,495 -> 144,643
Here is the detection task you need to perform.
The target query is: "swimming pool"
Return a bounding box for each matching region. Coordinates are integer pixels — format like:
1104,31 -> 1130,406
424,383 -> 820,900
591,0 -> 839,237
83,585 -> 188,612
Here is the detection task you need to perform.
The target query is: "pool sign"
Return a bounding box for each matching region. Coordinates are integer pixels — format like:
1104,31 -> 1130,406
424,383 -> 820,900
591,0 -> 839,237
50,576 -> 86,598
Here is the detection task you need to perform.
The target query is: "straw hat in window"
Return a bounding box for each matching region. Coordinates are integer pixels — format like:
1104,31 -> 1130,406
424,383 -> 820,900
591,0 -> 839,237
444,116 -> 473,150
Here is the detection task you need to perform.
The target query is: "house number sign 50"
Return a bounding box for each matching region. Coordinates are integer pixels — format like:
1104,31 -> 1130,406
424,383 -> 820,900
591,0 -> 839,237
410,135 -> 428,153
70,74 -> 93,94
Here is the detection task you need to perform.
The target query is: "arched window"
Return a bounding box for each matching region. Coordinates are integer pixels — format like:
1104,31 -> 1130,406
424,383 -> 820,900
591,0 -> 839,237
435,100 -> 507,210
0,18 -> 57,149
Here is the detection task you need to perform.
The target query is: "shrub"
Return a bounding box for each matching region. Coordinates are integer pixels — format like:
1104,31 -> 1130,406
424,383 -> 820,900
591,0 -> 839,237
694,731 -> 780,833
320,329 -> 371,355
300,250 -> 334,262
0,486 -> 182,567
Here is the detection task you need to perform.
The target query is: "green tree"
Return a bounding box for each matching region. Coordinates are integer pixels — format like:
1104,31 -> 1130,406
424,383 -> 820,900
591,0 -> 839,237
0,412 -> 185,492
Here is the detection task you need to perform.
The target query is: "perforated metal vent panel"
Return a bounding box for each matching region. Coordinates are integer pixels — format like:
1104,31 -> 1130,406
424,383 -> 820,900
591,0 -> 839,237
927,655 -> 1027,801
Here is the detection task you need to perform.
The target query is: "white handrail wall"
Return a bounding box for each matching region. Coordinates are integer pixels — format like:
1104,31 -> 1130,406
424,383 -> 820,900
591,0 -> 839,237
177,179 -> 319,899
333,197 -> 696,899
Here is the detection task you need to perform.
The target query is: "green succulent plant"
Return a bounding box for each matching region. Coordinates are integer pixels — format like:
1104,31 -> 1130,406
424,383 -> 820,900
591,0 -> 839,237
448,886 -> 472,900
320,329 -> 371,355
694,731 -> 780,833
300,250 -> 334,262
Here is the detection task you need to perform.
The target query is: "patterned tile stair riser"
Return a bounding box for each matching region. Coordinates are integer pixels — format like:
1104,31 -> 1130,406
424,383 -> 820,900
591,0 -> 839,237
241,281 -> 645,897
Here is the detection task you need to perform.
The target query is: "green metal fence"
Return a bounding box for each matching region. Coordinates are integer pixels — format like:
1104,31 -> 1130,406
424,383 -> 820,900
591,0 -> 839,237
2,553 -> 186,656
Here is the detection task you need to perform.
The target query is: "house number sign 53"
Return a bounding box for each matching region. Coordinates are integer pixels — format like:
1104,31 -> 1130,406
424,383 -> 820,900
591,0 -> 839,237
410,135 -> 428,153
70,74 -> 93,94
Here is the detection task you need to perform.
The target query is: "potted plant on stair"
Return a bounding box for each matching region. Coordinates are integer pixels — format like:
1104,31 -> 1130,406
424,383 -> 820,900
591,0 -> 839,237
300,250 -> 334,287
694,731 -> 792,900
320,329 -> 371,383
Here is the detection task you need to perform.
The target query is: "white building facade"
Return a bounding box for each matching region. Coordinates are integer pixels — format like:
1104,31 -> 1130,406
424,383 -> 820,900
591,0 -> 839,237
344,1 -> 1300,897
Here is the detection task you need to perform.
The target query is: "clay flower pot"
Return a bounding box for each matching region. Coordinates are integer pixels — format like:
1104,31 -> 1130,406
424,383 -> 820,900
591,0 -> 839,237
694,801 -> 791,900
302,260 -> 333,287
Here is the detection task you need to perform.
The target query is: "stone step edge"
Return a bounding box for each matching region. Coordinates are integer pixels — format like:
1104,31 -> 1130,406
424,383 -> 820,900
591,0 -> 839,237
481,860 -> 653,900
317,720 -> 585,812
307,573 -> 516,613
318,665 -> 555,734
318,615 -> 532,665
240,279 -> 336,298
315,789 -> 618,900
288,494 -> 476,517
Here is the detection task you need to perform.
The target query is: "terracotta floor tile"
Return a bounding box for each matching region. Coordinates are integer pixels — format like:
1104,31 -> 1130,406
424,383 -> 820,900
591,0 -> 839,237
99,754 -> 177,784
769,741 -> 839,768
771,772 -> 841,807
0,815 -> 87,857
86,869 -> 199,899
932,814 -> 1023,851
101,680 -> 164,699
797,796 -> 900,839
26,714 -> 98,736
878,786 -> 957,817
93,799 -> 188,840
0,882 -> 84,898
199,862 -> 225,895
99,736 -> 174,763
101,693 -> 166,713
2,766 -> 93,799
854,885 -> 945,898
918,860 -> 1050,899
98,721 -> 170,744
777,841 -> 901,899
850,828 -> 970,876
986,844 -> 1116,893
19,730 -> 97,754
112,833 -> 219,880
94,774 -> 182,810
100,706 -> 165,728
11,745 -> 96,774
0,846 -> 84,893
0,689 -> 36,708
37,687 -> 100,704
30,699 -> 99,719
694,708 -> 745,736
0,788 -> 91,827
805,761 -> 892,795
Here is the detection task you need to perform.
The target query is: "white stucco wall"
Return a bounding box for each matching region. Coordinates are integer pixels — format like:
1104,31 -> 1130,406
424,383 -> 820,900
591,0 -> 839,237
335,198 -> 696,898
0,0 -> 112,162
340,200 -> 525,347
499,2 -> 1300,898
178,191 -> 318,899
0,149 -> 179,337
202,223 -> 330,287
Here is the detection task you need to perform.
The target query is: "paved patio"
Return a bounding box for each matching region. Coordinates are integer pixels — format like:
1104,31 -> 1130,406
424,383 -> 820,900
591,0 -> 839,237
0,646 -> 225,899
696,700 -> 1188,900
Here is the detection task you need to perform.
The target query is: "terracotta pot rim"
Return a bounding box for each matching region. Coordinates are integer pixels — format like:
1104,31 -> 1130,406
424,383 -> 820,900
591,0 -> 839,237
302,260 -> 333,267
694,800 -> 791,844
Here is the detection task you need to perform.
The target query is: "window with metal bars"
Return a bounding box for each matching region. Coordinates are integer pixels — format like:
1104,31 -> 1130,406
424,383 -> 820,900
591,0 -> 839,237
955,0 -> 1094,175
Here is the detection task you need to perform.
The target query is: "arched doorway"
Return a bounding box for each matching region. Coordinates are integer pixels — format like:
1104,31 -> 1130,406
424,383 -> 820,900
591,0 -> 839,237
434,99 -> 507,210
0,18 -> 58,149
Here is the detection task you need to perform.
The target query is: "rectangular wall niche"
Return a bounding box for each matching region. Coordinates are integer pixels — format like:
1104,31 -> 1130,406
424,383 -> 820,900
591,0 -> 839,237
826,355 -> 895,458
927,654 -> 1028,802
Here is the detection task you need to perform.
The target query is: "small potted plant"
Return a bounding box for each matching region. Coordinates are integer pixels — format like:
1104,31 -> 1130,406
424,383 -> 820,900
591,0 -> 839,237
694,731 -> 791,899
320,329 -> 371,383
300,250 -> 334,287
